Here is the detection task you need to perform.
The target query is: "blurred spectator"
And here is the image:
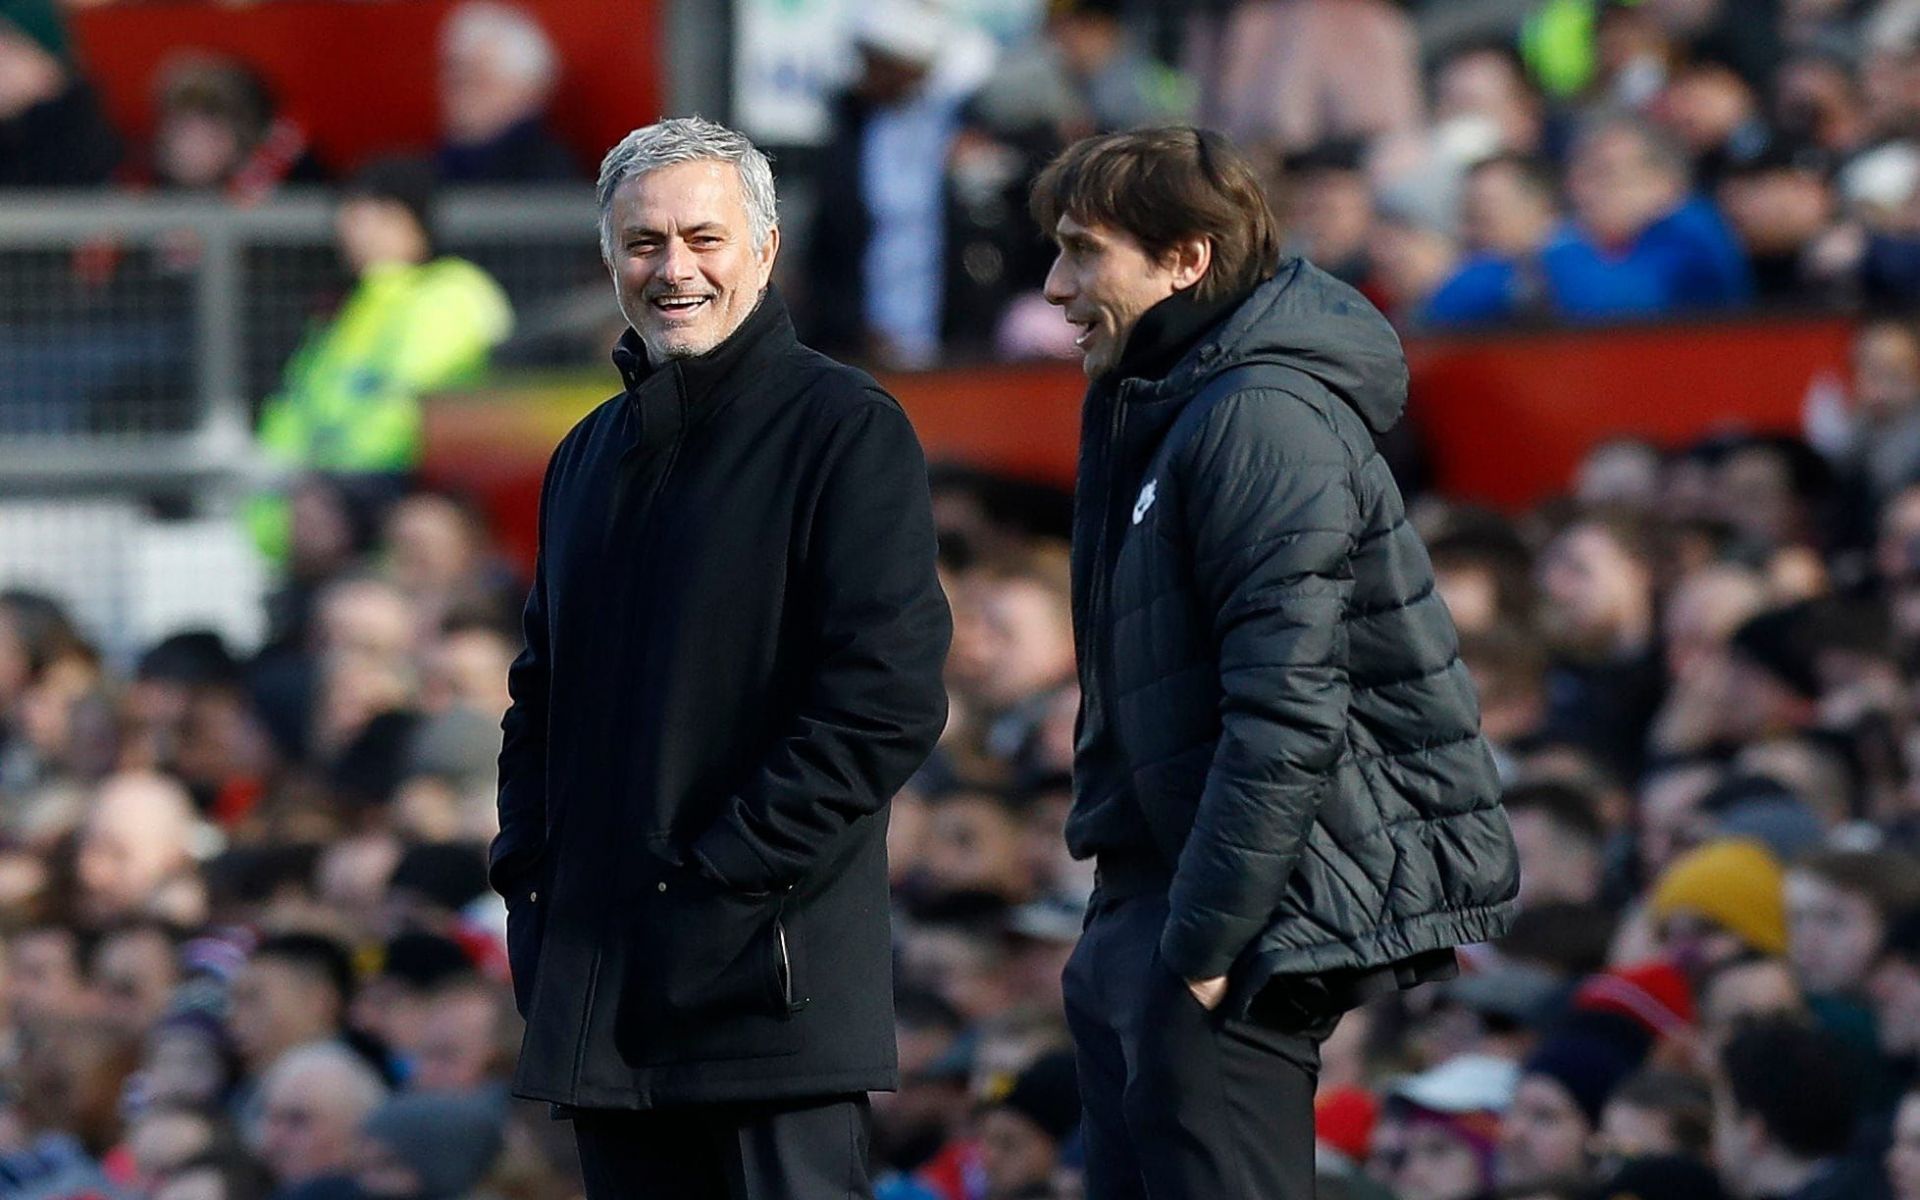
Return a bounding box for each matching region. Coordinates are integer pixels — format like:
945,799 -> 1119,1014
1280,141 -> 1378,287
75,770 -> 206,930
407,977 -> 514,1092
91,918 -> 183,1034
1599,1068 -> 1716,1161
436,1 -> 579,183
1503,780 -> 1607,909
804,0 -> 995,368
1368,1055 -> 1517,1200
1718,138 -> 1842,303
228,933 -> 355,1080
1546,115 -> 1753,321
1648,838 -> 1788,975
149,53 -> 327,201
1424,154 -> 1562,326
251,1040 -> 387,1191
1191,0 -> 1423,153
1712,1020 -> 1882,1200
1786,849 -> 1920,1001
248,159 -> 513,564
353,1088 -> 505,1200
1536,513 -> 1665,782
1499,1026 -> 1640,1194
977,1050 -> 1077,1200
0,0 -> 120,187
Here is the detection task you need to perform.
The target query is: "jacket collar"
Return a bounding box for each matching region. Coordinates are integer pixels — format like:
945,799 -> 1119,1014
1105,280 -> 1254,393
611,285 -> 794,414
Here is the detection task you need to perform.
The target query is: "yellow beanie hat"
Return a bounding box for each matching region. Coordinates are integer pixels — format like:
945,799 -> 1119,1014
1649,839 -> 1788,957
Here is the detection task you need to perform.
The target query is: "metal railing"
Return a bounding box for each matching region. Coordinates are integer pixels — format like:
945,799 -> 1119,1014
0,188 -> 605,495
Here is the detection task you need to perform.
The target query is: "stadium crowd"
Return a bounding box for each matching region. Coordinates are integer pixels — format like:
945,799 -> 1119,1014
12,1 -> 1920,1200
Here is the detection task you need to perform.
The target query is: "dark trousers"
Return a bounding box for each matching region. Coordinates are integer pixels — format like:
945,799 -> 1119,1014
572,1095 -> 873,1200
1063,890 -> 1328,1200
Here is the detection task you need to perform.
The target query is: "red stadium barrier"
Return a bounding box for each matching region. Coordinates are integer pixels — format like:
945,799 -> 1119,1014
69,0 -> 661,175
424,315 -> 1858,577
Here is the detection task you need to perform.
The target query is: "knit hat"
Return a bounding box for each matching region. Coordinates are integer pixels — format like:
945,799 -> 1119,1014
1520,1029 -> 1641,1125
1314,1084 -> 1378,1163
1701,775 -> 1825,863
1648,839 -> 1788,957
361,1088 -> 506,1200
379,931 -> 475,990
388,842 -> 491,914
991,1051 -> 1080,1143
1572,961 -> 1695,1042
1729,603 -> 1823,700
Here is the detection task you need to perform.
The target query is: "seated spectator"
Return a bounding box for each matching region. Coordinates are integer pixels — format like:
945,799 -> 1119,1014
0,0 -> 119,187
149,53 -> 328,202
76,771 -> 207,931
1423,154 -> 1561,327
1367,203 -> 1460,325
407,977 -> 515,1092
1787,849 -> 1920,1001
1458,629 -> 1550,779
1501,781 -> 1607,909
139,1005 -> 244,1111
1648,839 -> 1788,977
1499,1026 -> 1641,1195
968,0 -> 1187,144
977,1050 -> 1078,1200
1280,141 -> 1376,287
1599,1069 -> 1715,1161
1367,1055 -> 1517,1200
1657,61 -> 1770,188
436,1 -> 578,183
1536,513 -> 1665,783
353,1088 -> 506,1200
248,159 -> 514,564
1698,956 -> 1810,1056
6,920 -> 95,1029
251,1041 -> 388,1191
1712,1020 -> 1881,1200
228,933 -> 356,1081
1539,115 -> 1753,321
1718,139 -> 1841,304
90,918 -> 182,1034
942,545 -> 1074,775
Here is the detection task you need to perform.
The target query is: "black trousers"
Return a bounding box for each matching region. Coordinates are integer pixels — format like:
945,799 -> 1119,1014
572,1095 -> 873,1200
1063,890 -> 1329,1200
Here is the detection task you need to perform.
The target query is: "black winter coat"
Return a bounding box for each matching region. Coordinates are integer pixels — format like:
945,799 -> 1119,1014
1070,259 -> 1518,1016
490,290 -> 952,1109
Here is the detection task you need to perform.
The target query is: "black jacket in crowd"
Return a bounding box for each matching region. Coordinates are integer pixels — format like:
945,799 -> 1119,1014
1069,258 -> 1519,1019
490,288 -> 952,1109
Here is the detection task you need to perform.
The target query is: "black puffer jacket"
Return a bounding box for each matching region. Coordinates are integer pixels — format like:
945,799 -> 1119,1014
1070,259 -> 1518,1013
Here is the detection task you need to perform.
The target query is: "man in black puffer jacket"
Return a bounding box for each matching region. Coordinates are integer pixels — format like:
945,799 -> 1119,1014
1032,127 -> 1518,1200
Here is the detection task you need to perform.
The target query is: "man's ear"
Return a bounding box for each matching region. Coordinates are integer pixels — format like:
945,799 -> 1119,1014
758,225 -> 782,284
1167,236 -> 1213,291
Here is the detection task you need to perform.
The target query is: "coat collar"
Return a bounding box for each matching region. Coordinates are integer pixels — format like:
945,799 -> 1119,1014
611,285 -> 795,415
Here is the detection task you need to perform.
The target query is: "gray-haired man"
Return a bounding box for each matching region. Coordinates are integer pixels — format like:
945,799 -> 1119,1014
489,116 -> 952,1199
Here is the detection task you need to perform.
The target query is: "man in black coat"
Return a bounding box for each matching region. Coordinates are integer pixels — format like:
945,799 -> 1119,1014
1032,127 -> 1519,1200
489,116 -> 952,1200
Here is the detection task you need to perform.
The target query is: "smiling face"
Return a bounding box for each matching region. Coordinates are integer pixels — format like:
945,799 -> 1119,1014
606,158 -> 778,362
1042,215 -> 1207,379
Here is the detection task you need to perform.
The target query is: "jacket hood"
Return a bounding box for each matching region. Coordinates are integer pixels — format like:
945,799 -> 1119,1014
1155,257 -> 1410,435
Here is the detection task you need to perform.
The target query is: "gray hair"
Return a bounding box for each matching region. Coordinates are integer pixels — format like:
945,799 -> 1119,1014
597,117 -> 778,259
440,1 -> 558,90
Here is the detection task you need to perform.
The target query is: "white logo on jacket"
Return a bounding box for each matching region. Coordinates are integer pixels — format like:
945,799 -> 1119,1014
1132,479 -> 1158,525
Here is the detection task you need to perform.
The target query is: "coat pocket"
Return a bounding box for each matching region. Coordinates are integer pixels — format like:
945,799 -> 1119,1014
615,863 -> 805,1066
505,886 -> 548,1018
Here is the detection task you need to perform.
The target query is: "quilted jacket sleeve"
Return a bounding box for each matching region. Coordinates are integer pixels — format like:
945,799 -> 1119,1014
1160,385 -> 1358,981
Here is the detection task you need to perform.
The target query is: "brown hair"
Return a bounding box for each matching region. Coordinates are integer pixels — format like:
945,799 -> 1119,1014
1029,126 -> 1283,303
